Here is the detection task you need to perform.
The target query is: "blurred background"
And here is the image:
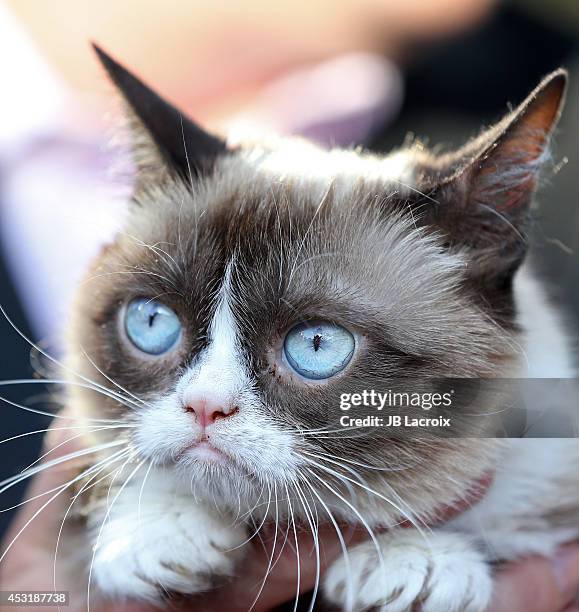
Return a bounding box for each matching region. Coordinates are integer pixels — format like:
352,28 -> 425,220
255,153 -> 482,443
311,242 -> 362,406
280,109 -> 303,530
1,0 -> 578,537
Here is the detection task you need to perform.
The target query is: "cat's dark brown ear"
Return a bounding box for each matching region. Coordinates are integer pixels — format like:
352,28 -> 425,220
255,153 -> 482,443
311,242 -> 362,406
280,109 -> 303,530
93,43 -> 227,184
432,69 -> 567,287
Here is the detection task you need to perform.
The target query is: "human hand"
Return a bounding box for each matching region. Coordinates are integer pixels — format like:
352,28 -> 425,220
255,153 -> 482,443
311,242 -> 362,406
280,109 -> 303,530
489,545 -> 579,612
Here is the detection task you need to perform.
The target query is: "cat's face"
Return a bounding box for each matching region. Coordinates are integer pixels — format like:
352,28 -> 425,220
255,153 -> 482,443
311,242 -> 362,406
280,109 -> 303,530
67,48 -> 566,523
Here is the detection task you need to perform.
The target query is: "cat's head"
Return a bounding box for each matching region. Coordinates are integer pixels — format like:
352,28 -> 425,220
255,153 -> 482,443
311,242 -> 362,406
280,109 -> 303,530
67,46 -> 566,522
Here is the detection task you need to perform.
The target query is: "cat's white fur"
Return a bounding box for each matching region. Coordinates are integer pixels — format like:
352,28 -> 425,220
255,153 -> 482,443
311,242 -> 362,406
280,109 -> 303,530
515,266 -> 576,378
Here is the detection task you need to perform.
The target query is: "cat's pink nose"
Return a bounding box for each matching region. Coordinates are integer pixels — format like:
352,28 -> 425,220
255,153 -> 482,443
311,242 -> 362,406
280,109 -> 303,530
183,399 -> 238,428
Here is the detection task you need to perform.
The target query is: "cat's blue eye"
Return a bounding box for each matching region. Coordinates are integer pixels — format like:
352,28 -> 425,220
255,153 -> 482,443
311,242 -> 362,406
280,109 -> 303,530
124,298 -> 182,355
283,321 -> 355,380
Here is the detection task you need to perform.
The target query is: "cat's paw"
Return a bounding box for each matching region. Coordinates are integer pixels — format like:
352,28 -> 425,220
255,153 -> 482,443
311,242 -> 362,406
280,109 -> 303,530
91,501 -> 246,601
324,531 -> 492,612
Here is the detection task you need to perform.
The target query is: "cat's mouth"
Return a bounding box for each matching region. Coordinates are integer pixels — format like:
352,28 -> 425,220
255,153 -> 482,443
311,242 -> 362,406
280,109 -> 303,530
177,439 -> 232,465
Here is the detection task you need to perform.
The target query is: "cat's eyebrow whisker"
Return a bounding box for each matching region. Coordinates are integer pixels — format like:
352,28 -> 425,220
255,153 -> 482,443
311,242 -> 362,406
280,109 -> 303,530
115,263 -> 181,293
143,291 -> 181,305
80,270 -> 181,296
300,476 -> 355,612
99,223 -> 182,280
285,182 -> 333,292
130,235 -> 182,281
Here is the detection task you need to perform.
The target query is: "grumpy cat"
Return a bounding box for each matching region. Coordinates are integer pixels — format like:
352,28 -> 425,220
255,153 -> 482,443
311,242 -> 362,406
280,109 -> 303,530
52,46 -> 578,611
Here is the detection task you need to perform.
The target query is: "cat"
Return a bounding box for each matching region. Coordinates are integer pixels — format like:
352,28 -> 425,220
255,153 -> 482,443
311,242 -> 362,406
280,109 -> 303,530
59,45 -> 579,611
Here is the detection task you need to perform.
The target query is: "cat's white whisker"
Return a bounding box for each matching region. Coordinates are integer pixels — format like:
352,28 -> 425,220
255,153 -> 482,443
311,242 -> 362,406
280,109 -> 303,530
0,447 -> 131,515
0,394 -> 122,425
52,449 -> 134,604
285,482 -> 301,612
292,476 -> 321,612
0,304 -> 153,419
79,349 -> 154,412
104,451 -> 135,511
298,425 -> 367,437
0,440 -> 128,495
136,460 -> 154,532
268,498 -> 294,574
20,427 -> 131,474
301,477 -> 354,612
0,447 -> 133,567
301,455 -> 431,541
305,450 -> 427,530
226,484 -> 271,552
302,448 -> 414,473
0,424 -> 128,448
0,379 -> 144,418
247,481 -> 280,612
86,457 -> 144,612
304,466 -> 387,582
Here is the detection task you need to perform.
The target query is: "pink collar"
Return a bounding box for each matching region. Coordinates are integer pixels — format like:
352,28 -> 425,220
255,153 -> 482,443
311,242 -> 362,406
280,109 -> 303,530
399,472 -> 494,529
